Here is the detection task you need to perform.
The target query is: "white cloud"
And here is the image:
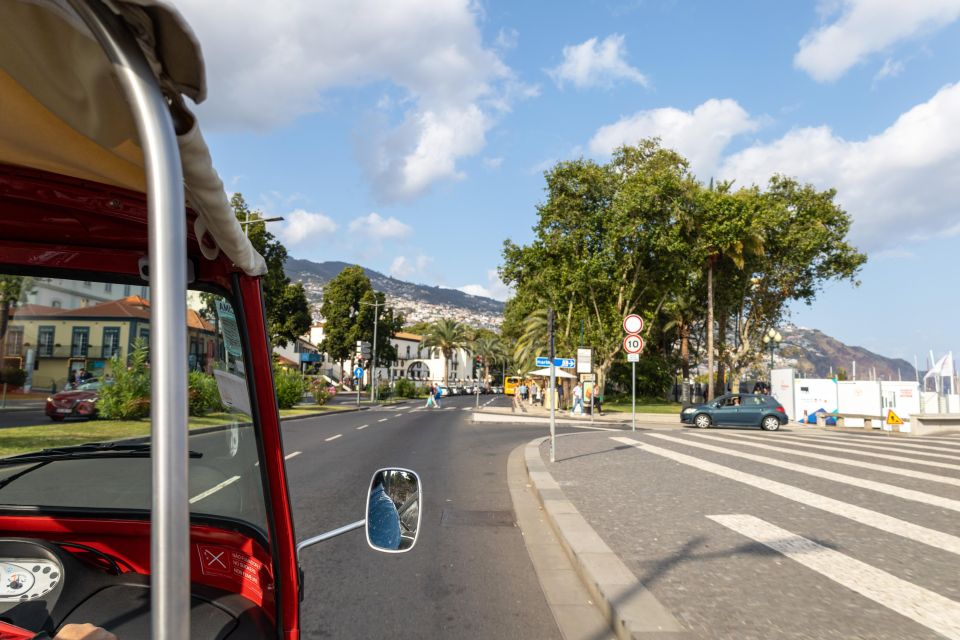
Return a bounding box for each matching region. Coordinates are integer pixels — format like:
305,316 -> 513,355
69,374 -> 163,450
589,99 -> 760,177
348,213 -> 413,240
548,34 -> 649,89
795,0 -> 960,82
483,157 -> 504,169
718,82 -> 960,250
278,209 -> 338,246
389,254 -> 433,279
176,0 -> 531,201
495,28 -> 519,50
873,57 -> 905,84
458,269 -> 511,301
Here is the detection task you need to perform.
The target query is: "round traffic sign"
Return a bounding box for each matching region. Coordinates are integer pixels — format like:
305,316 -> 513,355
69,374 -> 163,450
623,334 -> 645,354
623,314 -> 644,334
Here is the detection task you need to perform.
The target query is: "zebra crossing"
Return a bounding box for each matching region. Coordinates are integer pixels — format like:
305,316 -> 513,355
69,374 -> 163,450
596,429 -> 960,639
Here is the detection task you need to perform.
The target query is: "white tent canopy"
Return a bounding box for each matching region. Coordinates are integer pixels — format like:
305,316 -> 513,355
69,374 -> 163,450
527,368 -> 577,379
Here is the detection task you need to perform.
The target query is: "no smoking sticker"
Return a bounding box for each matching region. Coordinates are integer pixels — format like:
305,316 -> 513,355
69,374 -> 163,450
197,544 -> 265,600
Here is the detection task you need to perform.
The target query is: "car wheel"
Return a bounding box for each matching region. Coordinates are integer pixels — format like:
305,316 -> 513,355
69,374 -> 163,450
694,414 -> 712,429
49,415 -> 64,422
761,416 -> 781,431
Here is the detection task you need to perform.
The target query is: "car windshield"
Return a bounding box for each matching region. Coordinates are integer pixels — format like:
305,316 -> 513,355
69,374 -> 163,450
0,273 -> 269,537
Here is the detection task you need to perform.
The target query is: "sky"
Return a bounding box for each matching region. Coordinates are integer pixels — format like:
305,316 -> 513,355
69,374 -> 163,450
175,0 -> 960,364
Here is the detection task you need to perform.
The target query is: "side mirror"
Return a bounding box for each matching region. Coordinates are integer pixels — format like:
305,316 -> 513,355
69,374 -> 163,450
366,468 -> 422,553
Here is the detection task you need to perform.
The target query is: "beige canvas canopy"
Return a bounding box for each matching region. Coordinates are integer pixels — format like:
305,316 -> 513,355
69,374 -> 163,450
0,0 -> 266,275
527,367 -> 578,379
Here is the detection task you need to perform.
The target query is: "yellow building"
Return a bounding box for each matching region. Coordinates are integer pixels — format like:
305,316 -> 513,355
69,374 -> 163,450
5,296 -> 215,391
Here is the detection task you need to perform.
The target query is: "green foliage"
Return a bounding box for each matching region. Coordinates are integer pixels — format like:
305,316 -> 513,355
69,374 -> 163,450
421,319 -> 469,384
99,339 -> 151,420
319,266 -> 369,363
188,371 -> 223,416
394,377 -> 418,398
0,367 -> 26,387
609,354 -> 674,399
309,377 -> 334,405
273,367 -> 307,409
230,194 -> 311,348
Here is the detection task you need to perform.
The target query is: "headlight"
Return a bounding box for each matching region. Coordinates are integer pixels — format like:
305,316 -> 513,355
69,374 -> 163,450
46,397 -> 53,402
682,408 -> 695,413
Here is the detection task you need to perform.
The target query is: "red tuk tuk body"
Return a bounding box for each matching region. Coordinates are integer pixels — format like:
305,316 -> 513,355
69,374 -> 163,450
0,1 -> 303,637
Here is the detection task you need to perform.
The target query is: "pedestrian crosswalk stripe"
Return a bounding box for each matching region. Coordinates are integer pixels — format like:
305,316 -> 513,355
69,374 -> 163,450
652,433 -> 960,511
610,437 -> 960,555
813,432 -> 960,452
690,432 -> 960,487
708,514 -> 960,640
767,432 -> 960,463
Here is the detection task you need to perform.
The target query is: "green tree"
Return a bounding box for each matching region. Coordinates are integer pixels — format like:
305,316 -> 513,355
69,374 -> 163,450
319,265 -> 371,379
230,193 -> 311,348
471,333 -> 507,385
421,319 -> 469,385
501,140 -> 698,393
356,289 -> 404,371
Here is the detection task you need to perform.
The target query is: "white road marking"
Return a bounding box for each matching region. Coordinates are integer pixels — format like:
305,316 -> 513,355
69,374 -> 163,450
610,437 -> 960,555
690,432 -> 960,487
357,424 -> 369,430
769,433 -> 960,463
325,434 -> 342,442
813,433 -> 960,453
284,451 -> 302,460
708,514 -> 960,640
378,418 -> 388,423
394,413 -> 403,417
189,476 -> 242,504
650,433 -> 960,511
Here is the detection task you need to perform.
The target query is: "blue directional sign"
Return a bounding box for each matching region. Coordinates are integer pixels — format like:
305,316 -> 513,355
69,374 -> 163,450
537,356 -> 577,368
354,367 -> 364,379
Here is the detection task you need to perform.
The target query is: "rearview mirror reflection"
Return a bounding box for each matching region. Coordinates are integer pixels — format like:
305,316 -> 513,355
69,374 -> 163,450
366,468 -> 421,553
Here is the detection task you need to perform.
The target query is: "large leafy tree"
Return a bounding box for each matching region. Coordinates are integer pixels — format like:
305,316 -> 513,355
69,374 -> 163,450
501,140 -> 698,392
421,319 -> 469,385
0,276 -> 33,361
230,193 -> 311,348
319,265 -> 370,376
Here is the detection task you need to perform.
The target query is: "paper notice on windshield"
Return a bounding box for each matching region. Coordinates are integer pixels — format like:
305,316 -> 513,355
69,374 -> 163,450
214,369 -> 251,416
216,299 -> 243,358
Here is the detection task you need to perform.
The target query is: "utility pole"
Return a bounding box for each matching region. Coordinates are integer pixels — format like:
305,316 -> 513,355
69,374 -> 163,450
359,297 -> 386,403
548,308 -> 556,463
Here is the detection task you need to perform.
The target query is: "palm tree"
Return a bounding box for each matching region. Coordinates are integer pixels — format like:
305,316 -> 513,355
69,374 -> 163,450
471,334 -> 507,387
421,319 -> 469,385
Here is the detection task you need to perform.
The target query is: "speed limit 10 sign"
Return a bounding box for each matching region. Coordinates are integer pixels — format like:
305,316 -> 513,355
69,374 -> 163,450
623,334 -> 645,354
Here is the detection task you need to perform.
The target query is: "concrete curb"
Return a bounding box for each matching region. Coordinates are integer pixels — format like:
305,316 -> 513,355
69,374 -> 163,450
523,436 -> 689,640
472,411 -> 677,427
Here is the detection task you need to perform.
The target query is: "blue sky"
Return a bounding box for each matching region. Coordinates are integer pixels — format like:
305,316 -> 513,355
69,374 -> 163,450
178,0 -> 960,363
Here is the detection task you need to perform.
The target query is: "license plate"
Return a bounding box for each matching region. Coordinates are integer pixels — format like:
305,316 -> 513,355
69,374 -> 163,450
57,408 -> 72,414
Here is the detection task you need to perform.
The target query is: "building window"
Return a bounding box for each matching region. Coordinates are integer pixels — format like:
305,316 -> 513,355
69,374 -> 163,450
5,328 -> 23,355
71,327 -> 89,358
51,300 -> 61,308
123,285 -> 131,297
83,281 -> 91,287
102,327 -> 121,358
38,327 -> 55,357
104,283 -> 113,293
406,345 -> 411,358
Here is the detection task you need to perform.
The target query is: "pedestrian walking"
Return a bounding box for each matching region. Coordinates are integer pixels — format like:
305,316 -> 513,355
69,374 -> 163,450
435,384 -> 443,408
556,383 -> 564,410
570,382 -> 584,416
533,383 -> 542,406
425,384 -> 436,409
595,389 -> 603,416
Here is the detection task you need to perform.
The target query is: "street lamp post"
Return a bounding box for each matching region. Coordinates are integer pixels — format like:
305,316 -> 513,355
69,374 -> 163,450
762,328 -> 782,381
238,214 -> 284,236
357,297 -> 386,403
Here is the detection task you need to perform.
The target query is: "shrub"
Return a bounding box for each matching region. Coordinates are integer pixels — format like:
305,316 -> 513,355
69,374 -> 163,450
309,377 -> 333,405
99,338 -> 151,420
0,367 -> 27,387
394,378 -> 418,398
188,371 -> 223,416
274,367 -> 307,409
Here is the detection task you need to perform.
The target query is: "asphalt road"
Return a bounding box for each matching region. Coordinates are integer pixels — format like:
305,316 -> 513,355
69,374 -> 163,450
0,406 -> 50,428
281,394 -> 571,640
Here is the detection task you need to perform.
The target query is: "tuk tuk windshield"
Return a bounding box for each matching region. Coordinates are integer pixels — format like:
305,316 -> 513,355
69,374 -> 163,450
0,273 -> 269,537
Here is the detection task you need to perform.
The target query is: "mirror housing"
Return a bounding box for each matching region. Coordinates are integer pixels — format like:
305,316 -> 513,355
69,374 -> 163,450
366,468 -> 422,553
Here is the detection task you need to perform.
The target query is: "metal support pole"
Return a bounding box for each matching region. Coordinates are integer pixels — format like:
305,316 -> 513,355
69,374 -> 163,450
370,305 -> 379,403
549,362 -> 556,463
632,361 -> 636,432
68,2 -> 189,638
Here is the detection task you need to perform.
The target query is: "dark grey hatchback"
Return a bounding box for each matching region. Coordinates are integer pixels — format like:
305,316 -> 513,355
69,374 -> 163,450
680,393 -> 788,431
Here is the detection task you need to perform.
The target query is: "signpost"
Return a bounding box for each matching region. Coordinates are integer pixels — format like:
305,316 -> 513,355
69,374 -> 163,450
623,316 -> 646,431
547,309 -> 556,463
537,356 -> 576,368
354,366 -> 364,406
576,348 -> 592,374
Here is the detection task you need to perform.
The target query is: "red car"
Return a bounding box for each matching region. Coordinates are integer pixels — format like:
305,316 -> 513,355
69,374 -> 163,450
45,381 -> 102,421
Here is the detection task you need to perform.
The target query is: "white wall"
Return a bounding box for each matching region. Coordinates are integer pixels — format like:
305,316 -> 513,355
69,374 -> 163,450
793,379 -> 839,422
771,368 -> 796,419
